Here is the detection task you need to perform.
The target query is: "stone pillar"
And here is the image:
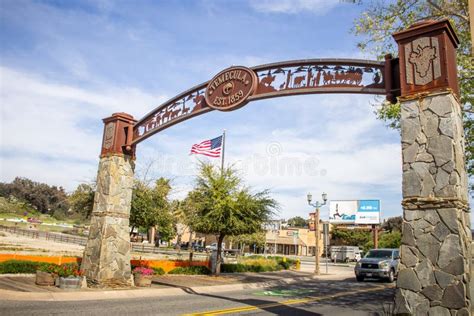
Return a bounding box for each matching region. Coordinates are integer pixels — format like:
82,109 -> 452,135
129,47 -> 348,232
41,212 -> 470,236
393,20 -> 472,315
81,113 -> 137,287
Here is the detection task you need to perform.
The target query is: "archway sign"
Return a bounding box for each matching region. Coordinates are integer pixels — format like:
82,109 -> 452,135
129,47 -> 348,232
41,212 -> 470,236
82,20 -> 471,313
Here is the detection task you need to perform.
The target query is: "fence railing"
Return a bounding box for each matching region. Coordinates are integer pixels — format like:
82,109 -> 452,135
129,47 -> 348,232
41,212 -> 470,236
0,225 -> 209,259
0,225 -> 88,246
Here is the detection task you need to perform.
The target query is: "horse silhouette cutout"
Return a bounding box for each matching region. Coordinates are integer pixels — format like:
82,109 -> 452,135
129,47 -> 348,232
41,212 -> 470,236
257,73 -> 277,93
170,108 -> 181,119
182,103 -> 190,115
192,92 -> 205,112
293,75 -> 305,88
161,107 -> 172,123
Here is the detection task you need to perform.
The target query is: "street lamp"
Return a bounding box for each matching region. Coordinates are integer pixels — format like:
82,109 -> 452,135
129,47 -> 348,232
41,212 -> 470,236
307,192 -> 327,275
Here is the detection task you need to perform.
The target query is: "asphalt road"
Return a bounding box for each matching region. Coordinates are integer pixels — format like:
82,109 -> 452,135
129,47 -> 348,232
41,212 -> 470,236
0,277 -> 395,315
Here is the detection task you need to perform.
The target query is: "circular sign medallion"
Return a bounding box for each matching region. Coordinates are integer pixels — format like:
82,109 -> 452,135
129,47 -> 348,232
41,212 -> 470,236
205,66 -> 257,111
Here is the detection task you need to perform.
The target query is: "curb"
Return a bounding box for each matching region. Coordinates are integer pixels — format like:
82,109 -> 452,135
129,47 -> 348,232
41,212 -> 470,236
0,275 -> 320,302
0,273 -> 35,277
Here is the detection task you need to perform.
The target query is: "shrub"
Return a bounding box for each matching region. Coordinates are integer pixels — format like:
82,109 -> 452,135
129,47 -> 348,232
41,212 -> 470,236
247,264 -> 271,272
278,261 -> 290,269
221,263 -> 280,273
0,260 -> 50,274
222,257 -> 288,273
221,256 -> 297,273
168,266 -> 210,275
379,231 -> 401,249
37,263 -> 60,274
221,263 -> 248,273
151,267 -> 165,275
239,258 -> 278,269
267,256 -> 297,270
56,263 -> 83,277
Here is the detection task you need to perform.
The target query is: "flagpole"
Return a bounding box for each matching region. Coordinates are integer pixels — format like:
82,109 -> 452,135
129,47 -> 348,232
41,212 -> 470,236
220,130 -> 226,172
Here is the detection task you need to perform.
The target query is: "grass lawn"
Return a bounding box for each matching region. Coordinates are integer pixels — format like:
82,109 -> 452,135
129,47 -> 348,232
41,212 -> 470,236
0,219 -> 76,233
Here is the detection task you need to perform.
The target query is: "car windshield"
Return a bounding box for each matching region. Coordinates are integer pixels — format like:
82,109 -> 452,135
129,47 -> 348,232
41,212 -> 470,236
365,250 -> 393,259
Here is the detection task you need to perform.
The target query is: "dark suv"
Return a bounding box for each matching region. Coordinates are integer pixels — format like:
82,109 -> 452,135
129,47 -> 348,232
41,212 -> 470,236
354,248 -> 400,282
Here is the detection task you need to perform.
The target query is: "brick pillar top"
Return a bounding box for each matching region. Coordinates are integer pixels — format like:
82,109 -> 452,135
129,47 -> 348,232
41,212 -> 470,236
100,112 -> 137,158
393,19 -> 460,98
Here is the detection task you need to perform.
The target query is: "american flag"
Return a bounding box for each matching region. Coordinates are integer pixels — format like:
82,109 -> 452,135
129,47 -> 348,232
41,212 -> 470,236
190,135 -> 223,158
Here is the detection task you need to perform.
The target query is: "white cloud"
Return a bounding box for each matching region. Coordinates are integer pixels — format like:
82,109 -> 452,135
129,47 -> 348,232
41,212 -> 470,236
133,93 -> 403,221
0,65 -> 404,223
0,156 -> 97,192
249,0 -> 340,14
0,66 -> 166,190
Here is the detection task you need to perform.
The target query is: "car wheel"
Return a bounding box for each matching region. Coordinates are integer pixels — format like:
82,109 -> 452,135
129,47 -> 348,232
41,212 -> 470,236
387,269 -> 395,283
356,276 -> 364,282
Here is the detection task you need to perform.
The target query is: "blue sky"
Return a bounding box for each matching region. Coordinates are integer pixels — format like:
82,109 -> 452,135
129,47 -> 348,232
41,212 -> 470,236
1,0 -> 460,223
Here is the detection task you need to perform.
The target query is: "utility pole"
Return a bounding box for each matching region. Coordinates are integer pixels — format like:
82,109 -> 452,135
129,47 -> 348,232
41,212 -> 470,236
323,222 -> 329,275
372,224 -> 379,249
314,207 -> 320,275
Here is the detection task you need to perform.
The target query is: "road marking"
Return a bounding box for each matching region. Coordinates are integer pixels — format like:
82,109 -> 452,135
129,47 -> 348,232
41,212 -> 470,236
183,285 -> 393,316
254,289 -> 313,296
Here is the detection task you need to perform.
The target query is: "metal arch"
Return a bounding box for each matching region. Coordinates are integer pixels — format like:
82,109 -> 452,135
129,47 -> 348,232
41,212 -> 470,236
132,58 -> 397,145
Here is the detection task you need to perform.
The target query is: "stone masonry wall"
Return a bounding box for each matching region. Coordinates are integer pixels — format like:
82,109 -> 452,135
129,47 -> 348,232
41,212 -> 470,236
395,92 -> 472,315
81,154 -> 135,287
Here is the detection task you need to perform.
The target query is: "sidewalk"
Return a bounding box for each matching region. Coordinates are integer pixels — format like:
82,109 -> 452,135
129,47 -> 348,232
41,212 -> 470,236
0,268 -> 356,302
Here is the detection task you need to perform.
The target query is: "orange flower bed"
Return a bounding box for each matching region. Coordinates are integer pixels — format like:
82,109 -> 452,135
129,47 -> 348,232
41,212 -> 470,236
0,254 -> 209,273
131,259 -> 210,273
0,254 -> 80,265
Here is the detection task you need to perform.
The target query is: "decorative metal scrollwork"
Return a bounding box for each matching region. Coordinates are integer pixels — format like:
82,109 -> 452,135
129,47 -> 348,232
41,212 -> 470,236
133,84 -> 211,144
133,59 -> 390,145
250,59 -> 385,101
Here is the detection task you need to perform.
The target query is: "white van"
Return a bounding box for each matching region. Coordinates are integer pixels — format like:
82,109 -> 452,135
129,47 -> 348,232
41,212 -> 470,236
330,246 -> 362,262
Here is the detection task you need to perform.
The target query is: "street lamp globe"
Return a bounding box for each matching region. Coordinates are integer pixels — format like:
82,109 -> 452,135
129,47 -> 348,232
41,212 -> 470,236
307,193 -> 312,204
322,192 -> 328,202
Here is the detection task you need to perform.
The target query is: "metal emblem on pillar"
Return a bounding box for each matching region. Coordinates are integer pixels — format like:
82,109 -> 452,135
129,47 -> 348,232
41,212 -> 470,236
100,112 -> 137,158
393,19 -> 460,98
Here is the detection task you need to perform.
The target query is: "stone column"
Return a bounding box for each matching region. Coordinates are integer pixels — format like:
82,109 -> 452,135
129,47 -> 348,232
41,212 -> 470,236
393,20 -> 472,315
81,113 -> 137,287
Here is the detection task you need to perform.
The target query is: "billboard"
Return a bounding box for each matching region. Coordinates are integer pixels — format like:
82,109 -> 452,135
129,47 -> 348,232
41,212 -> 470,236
329,200 -> 357,223
329,200 -> 380,224
355,200 -> 380,224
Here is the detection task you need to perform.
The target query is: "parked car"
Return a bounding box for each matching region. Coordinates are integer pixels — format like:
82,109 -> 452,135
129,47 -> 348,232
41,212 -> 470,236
354,248 -> 400,282
205,242 -> 225,252
192,245 -> 205,252
27,217 -> 42,224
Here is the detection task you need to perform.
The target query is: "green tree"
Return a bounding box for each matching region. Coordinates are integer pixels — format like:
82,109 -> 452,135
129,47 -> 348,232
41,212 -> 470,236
231,231 -> 267,253
69,183 -> 95,219
189,163 -> 278,274
379,231 -> 402,249
381,216 -> 403,233
171,191 -> 203,252
130,178 -> 174,243
352,0 -> 473,190
0,177 -> 69,216
287,216 -> 308,228
331,226 -> 372,248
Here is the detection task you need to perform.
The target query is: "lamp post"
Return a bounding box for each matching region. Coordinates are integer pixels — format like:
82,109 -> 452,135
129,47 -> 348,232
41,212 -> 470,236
307,192 -> 327,275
